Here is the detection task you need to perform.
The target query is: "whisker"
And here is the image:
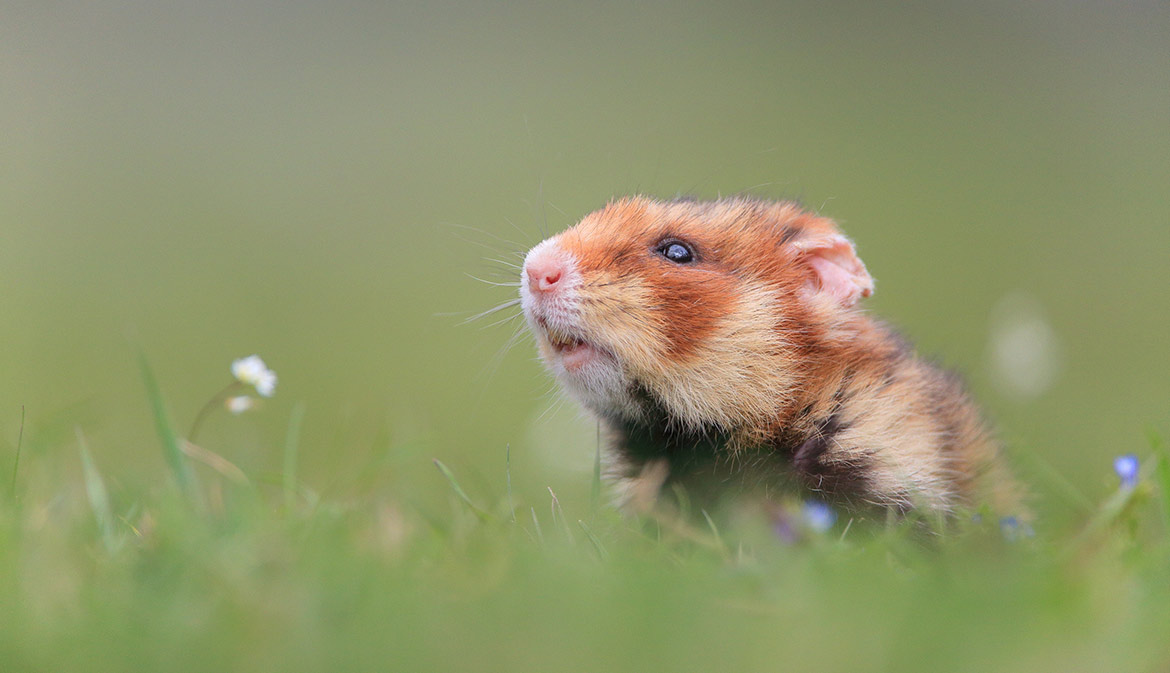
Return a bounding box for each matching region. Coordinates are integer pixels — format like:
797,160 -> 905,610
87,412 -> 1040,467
448,231 -> 512,258
545,201 -> 570,221
473,321 -> 532,389
534,390 -> 570,424
465,273 -> 521,288
480,310 -> 525,330
458,298 -> 522,325
469,266 -> 523,284
447,221 -> 529,252
485,257 -> 523,270
502,216 -> 538,247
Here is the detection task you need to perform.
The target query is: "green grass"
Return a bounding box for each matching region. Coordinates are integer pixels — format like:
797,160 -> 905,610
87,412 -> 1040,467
1,377 -> 1168,673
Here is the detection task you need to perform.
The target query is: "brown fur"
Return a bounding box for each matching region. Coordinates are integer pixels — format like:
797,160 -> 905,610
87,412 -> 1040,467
520,196 -> 1025,518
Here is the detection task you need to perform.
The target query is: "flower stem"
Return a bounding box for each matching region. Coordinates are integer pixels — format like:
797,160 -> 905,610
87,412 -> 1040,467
188,382 -> 244,442
10,405 -> 25,501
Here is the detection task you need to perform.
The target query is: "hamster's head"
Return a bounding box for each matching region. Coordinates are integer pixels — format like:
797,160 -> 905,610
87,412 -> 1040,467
520,196 -> 874,438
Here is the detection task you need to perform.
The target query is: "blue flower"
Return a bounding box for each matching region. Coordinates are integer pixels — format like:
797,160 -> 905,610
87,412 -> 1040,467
802,500 -> 837,533
1000,516 -> 1020,541
1114,454 -> 1140,489
999,515 -> 1035,541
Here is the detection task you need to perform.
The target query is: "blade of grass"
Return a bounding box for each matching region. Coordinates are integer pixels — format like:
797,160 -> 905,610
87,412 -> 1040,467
77,428 -> 116,553
506,444 -> 516,523
1066,480 -> 1145,558
1146,428 -> 1170,529
701,509 -> 727,555
548,487 -> 574,543
645,508 -> 723,554
138,352 -> 195,498
591,421 -> 601,512
838,517 -> 855,543
671,483 -> 692,520
188,381 -> 243,443
530,506 -> 544,544
577,519 -> 609,561
10,405 -> 24,501
1015,448 -> 1095,513
182,440 -> 249,485
433,459 -> 495,523
284,402 -> 306,510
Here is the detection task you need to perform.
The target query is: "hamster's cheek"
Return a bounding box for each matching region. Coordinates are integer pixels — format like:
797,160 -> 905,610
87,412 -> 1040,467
574,274 -> 664,371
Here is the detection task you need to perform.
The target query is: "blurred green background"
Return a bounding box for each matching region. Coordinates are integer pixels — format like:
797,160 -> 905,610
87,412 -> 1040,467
1,0 -> 1167,518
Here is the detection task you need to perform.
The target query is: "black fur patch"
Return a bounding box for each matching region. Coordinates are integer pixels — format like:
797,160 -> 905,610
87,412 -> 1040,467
616,382 -> 728,471
613,382 -> 874,505
790,415 -> 871,496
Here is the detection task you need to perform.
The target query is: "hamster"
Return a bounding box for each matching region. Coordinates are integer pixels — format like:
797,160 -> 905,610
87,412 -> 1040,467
519,196 -> 1024,518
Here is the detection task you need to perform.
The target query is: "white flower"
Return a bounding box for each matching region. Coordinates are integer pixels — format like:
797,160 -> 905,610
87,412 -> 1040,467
231,355 -> 277,398
988,292 -> 1059,400
225,396 -> 257,415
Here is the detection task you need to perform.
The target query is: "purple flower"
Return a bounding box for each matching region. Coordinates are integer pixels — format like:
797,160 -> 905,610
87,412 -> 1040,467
1114,454 -> 1140,489
772,514 -> 799,544
802,500 -> 837,533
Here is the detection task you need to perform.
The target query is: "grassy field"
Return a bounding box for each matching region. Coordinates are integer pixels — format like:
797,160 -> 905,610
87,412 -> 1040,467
2,1 -> 1168,670
1,375 -> 1168,672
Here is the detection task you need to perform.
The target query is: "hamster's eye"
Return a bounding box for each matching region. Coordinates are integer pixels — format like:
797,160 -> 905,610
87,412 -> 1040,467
657,240 -> 694,264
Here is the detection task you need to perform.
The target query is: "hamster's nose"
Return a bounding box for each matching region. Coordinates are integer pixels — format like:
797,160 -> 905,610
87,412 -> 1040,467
525,257 -> 564,294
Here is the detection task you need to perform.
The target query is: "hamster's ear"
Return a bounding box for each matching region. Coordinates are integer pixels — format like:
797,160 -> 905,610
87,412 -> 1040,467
792,233 -> 874,306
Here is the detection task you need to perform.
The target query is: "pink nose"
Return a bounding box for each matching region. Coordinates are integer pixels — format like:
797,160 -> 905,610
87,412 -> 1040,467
526,256 -> 564,294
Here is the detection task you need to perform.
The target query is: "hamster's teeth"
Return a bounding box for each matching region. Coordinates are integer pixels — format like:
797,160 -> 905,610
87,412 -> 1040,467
547,327 -> 572,349
544,325 -> 587,351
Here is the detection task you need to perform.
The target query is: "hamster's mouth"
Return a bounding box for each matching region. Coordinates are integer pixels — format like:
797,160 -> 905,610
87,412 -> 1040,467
546,328 -> 585,353
540,320 -> 611,372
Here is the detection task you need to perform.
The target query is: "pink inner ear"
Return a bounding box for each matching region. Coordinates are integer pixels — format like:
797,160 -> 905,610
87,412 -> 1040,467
801,236 -> 875,307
